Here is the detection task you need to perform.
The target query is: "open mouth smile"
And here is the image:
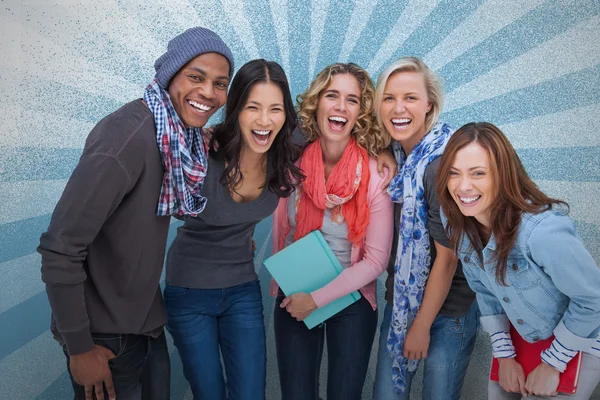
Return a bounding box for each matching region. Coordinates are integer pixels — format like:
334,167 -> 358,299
391,118 -> 411,130
458,195 -> 481,207
328,116 -> 347,132
187,100 -> 213,114
251,129 -> 272,145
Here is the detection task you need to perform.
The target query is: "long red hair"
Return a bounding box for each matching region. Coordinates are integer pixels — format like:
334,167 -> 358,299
436,122 -> 567,284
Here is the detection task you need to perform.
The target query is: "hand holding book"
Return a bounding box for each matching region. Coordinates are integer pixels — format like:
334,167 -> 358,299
264,231 -> 361,329
490,325 -> 582,395
280,292 -> 317,321
497,358 -> 528,396
525,362 -> 560,396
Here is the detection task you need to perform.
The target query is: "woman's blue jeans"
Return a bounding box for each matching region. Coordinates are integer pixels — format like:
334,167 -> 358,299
164,280 -> 266,400
274,292 -> 378,400
373,302 -> 479,400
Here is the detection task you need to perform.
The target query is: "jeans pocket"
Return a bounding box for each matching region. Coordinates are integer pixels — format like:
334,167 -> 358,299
164,284 -> 192,299
107,335 -> 148,392
91,335 -> 123,357
445,315 -> 465,334
117,335 -> 129,357
115,334 -> 148,359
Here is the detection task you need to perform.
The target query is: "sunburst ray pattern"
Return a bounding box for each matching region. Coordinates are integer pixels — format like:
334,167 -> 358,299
1,1 -> 599,398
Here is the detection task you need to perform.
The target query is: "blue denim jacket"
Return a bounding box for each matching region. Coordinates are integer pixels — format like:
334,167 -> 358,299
443,209 -> 600,353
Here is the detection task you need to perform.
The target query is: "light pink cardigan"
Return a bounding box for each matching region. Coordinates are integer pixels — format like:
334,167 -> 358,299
269,158 -> 394,310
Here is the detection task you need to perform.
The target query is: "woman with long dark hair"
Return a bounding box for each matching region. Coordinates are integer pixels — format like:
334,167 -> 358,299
163,59 -> 303,400
437,122 -> 600,399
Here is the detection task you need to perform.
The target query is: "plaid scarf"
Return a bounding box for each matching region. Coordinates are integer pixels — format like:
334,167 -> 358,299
386,122 -> 454,394
143,79 -> 209,216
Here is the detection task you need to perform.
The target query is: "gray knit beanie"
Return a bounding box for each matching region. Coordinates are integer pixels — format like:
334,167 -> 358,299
154,27 -> 234,89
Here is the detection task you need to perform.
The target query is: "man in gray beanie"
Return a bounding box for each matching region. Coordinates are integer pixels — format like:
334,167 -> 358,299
38,27 -> 234,400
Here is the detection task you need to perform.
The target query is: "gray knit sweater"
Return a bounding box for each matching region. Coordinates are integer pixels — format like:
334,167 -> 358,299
39,100 -> 169,355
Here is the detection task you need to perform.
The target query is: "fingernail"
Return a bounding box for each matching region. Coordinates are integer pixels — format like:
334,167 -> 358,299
380,173 -> 384,178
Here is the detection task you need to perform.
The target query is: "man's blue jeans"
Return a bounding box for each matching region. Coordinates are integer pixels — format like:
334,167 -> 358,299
64,330 -> 170,400
164,280 -> 266,400
373,302 -> 479,400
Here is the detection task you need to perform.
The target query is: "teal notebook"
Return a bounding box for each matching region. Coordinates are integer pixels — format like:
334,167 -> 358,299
264,230 -> 361,329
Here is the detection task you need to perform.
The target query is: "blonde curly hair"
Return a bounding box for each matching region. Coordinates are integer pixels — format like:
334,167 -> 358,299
297,63 -> 388,157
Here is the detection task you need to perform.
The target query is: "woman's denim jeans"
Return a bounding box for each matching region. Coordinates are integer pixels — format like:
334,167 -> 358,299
274,292 -> 377,400
373,301 -> 479,400
164,280 -> 266,400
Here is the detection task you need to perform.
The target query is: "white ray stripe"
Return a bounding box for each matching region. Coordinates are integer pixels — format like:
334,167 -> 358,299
0,81 -> 19,154
157,0 -> 208,29
535,181 -> 600,227
0,331 -> 65,399
146,0 -> 243,68
57,0 -> 161,68
308,0 -> 330,79
119,0 -> 209,34
0,106 -> 93,150
1,17 -> 141,104
14,0 -> 160,85
0,11 -> 20,71
536,180 -> 600,265
0,180 -> 68,225
222,0 -> 260,59
500,103 -> 600,150
338,0 -> 379,63
120,0 -> 233,57
0,254 -> 44,315
424,0 -> 545,71
269,0 -> 291,74
445,15 -> 600,112
367,0 -> 441,75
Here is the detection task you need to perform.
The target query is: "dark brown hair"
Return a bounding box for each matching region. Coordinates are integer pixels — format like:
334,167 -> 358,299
436,122 -> 567,284
210,59 -> 304,198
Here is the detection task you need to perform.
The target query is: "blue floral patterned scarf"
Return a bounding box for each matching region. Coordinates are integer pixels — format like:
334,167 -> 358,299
386,122 -> 454,393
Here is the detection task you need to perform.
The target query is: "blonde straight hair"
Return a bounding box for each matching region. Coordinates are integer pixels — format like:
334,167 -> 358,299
374,57 -> 444,140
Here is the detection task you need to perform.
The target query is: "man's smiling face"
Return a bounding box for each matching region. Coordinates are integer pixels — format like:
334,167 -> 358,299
167,52 -> 230,128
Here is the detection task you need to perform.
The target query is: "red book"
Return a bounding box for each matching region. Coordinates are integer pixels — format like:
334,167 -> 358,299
490,325 -> 582,394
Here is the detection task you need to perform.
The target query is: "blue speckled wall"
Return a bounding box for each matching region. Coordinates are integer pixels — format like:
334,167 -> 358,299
1,1 -> 599,399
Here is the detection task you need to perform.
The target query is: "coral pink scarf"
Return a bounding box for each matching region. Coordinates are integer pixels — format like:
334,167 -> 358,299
294,139 -> 370,246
